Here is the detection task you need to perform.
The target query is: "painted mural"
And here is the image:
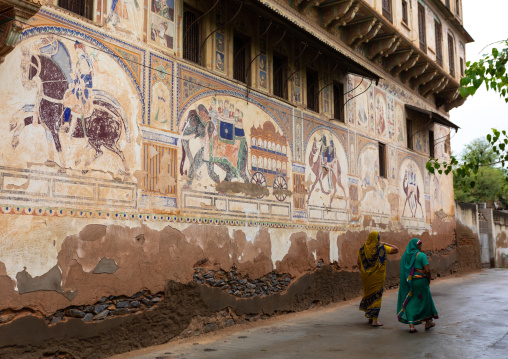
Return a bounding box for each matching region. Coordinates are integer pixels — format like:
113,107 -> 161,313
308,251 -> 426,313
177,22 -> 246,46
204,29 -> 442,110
105,0 -> 144,40
178,95 -> 292,204
305,130 -> 348,208
399,159 -> 425,219
150,0 -> 175,50
3,35 -> 140,182
358,145 -> 389,215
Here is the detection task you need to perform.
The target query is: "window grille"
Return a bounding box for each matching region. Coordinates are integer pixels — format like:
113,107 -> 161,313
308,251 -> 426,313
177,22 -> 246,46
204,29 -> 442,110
429,130 -> 435,158
402,0 -> 408,24
59,0 -> 93,20
382,0 -> 392,22
448,34 -> 455,77
379,143 -> 386,178
183,11 -> 200,65
460,57 -> 464,76
445,0 -> 450,8
306,69 -> 319,112
273,53 -> 287,99
418,4 -> 426,52
406,119 -> 413,150
333,82 -> 344,122
233,35 -> 250,84
435,21 -> 443,67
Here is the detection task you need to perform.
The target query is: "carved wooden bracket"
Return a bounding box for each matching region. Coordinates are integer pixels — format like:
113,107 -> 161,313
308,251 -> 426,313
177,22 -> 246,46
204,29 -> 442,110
445,92 -> 466,111
402,62 -> 428,82
322,0 -> 354,28
412,69 -> 437,90
0,0 -> 43,63
299,0 -> 329,12
368,35 -> 396,60
351,21 -> 381,49
336,3 -> 359,27
392,53 -> 418,76
346,17 -> 376,46
434,78 -> 449,95
386,49 -> 413,72
421,76 -> 445,97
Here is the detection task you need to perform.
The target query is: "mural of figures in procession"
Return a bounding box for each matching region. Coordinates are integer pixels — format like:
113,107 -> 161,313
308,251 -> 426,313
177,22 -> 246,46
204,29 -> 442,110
179,96 -> 292,201
358,145 -> 389,214
399,159 -> 425,219
305,130 -> 348,208
105,0 -> 144,40
1,35 -> 140,179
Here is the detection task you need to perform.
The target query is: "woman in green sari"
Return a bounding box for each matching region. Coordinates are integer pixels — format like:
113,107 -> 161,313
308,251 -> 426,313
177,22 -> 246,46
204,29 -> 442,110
397,238 -> 439,333
358,231 -> 399,327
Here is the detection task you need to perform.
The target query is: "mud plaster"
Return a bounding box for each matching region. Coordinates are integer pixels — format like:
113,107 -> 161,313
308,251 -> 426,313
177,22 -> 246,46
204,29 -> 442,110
93,258 -> 119,274
16,265 -> 63,295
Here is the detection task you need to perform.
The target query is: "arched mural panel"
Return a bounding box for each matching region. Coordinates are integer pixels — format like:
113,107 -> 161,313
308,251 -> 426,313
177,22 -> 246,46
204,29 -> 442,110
0,35 -> 141,209
178,95 -> 292,212
305,129 -> 348,209
399,157 -> 426,220
358,144 -> 389,215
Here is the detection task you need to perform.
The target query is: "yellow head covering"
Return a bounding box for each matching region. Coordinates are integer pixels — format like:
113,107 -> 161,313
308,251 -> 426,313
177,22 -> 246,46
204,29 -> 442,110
364,231 -> 379,260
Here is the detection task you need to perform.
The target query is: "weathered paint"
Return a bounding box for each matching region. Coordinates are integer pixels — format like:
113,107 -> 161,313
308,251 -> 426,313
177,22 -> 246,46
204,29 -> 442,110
0,0 -> 473,357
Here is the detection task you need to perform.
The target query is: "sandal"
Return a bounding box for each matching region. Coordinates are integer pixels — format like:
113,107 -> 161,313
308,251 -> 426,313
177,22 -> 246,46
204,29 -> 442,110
409,328 -> 417,333
425,322 -> 436,330
372,322 -> 383,327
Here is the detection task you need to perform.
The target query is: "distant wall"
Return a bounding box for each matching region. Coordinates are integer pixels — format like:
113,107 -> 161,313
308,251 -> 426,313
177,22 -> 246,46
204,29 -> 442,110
493,211 -> 508,267
455,201 -> 482,271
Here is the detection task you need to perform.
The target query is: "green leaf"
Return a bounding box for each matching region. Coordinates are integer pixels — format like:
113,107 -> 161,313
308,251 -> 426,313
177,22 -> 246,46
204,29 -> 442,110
459,87 -> 469,98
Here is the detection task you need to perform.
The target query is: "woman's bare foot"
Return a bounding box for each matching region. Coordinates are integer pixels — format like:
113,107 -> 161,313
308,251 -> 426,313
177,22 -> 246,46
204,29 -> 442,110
372,320 -> 383,327
409,324 -> 417,333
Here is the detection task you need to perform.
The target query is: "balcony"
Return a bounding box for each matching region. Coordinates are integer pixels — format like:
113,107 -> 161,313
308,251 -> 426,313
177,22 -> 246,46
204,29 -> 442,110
291,0 -> 473,111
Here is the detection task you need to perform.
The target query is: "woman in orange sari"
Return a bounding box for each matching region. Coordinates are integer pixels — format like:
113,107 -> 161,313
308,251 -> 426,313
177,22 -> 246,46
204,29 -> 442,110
358,231 -> 399,326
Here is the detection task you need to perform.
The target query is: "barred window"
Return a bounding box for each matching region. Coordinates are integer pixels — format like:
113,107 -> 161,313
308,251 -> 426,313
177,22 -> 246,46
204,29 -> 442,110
435,20 -> 443,67
306,68 -> 319,112
59,0 -> 94,20
183,9 -> 201,65
379,143 -> 386,178
418,4 -> 427,52
382,0 -> 393,23
448,34 -> 455,77
402,0 -> 408,25
333,82 -> 344,122
273,52 -> 288,100
233,34 -> 251,84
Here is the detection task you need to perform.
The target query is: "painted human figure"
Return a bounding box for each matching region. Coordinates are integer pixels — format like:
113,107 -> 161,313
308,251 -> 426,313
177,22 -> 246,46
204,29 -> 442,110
62,41 -> 99,136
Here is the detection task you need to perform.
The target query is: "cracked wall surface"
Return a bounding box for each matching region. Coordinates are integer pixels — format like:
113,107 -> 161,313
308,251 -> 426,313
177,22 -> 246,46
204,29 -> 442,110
0,2 -> 475,358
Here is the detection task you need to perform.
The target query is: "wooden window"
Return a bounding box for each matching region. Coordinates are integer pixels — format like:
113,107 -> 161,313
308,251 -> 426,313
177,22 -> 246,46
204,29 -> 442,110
429,130 -> 435,158
402,0 -> 408,24
448,34 -> 455,77
379,143 -> 386,178
456,0 -> 460,15
445,0 -> 450,8
306,68 -> 319,113
406,119 -> 413,150
59,0 -> 93,20
273,52 -> 287,100
460,57 -> 465,76
183,9 -> 201,65
418,4 -> 427,52
233,34 -> 251,84
382,0 -> 393,23
435,20 -> 443,67
333,82 -> 344,122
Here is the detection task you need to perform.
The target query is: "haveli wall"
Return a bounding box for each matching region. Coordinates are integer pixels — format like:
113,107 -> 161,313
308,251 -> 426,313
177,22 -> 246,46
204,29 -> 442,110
0,1 -> 470,358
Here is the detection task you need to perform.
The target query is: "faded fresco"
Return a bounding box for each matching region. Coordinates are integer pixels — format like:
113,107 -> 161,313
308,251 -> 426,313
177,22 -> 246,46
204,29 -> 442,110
105,0 -> 144,40
305,130 -> 348,208
1,36 -> 140,186
399,158 -> 425,219
358,145 -> 389,215
178,95 -> 292,208
150,0 -> 175,50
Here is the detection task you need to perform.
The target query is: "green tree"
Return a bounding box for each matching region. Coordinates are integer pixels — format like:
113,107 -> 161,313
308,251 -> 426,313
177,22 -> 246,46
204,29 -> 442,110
427,40 -> 508,187
453,138 -> 508,206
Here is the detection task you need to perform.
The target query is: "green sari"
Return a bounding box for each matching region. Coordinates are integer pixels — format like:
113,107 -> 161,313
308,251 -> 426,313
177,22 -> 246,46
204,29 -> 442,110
397,238 -> 439,325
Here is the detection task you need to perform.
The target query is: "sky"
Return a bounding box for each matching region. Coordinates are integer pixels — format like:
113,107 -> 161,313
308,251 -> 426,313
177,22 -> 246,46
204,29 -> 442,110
449,0 -> 508,156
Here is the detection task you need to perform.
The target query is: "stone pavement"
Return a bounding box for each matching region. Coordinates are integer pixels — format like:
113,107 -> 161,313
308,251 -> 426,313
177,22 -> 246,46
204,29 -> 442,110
111,269 -> 508,359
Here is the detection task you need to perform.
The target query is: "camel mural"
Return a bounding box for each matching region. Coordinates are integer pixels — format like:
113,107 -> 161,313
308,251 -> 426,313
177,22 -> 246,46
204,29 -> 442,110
400,160 -> 424,218
306,132 -> 347,207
